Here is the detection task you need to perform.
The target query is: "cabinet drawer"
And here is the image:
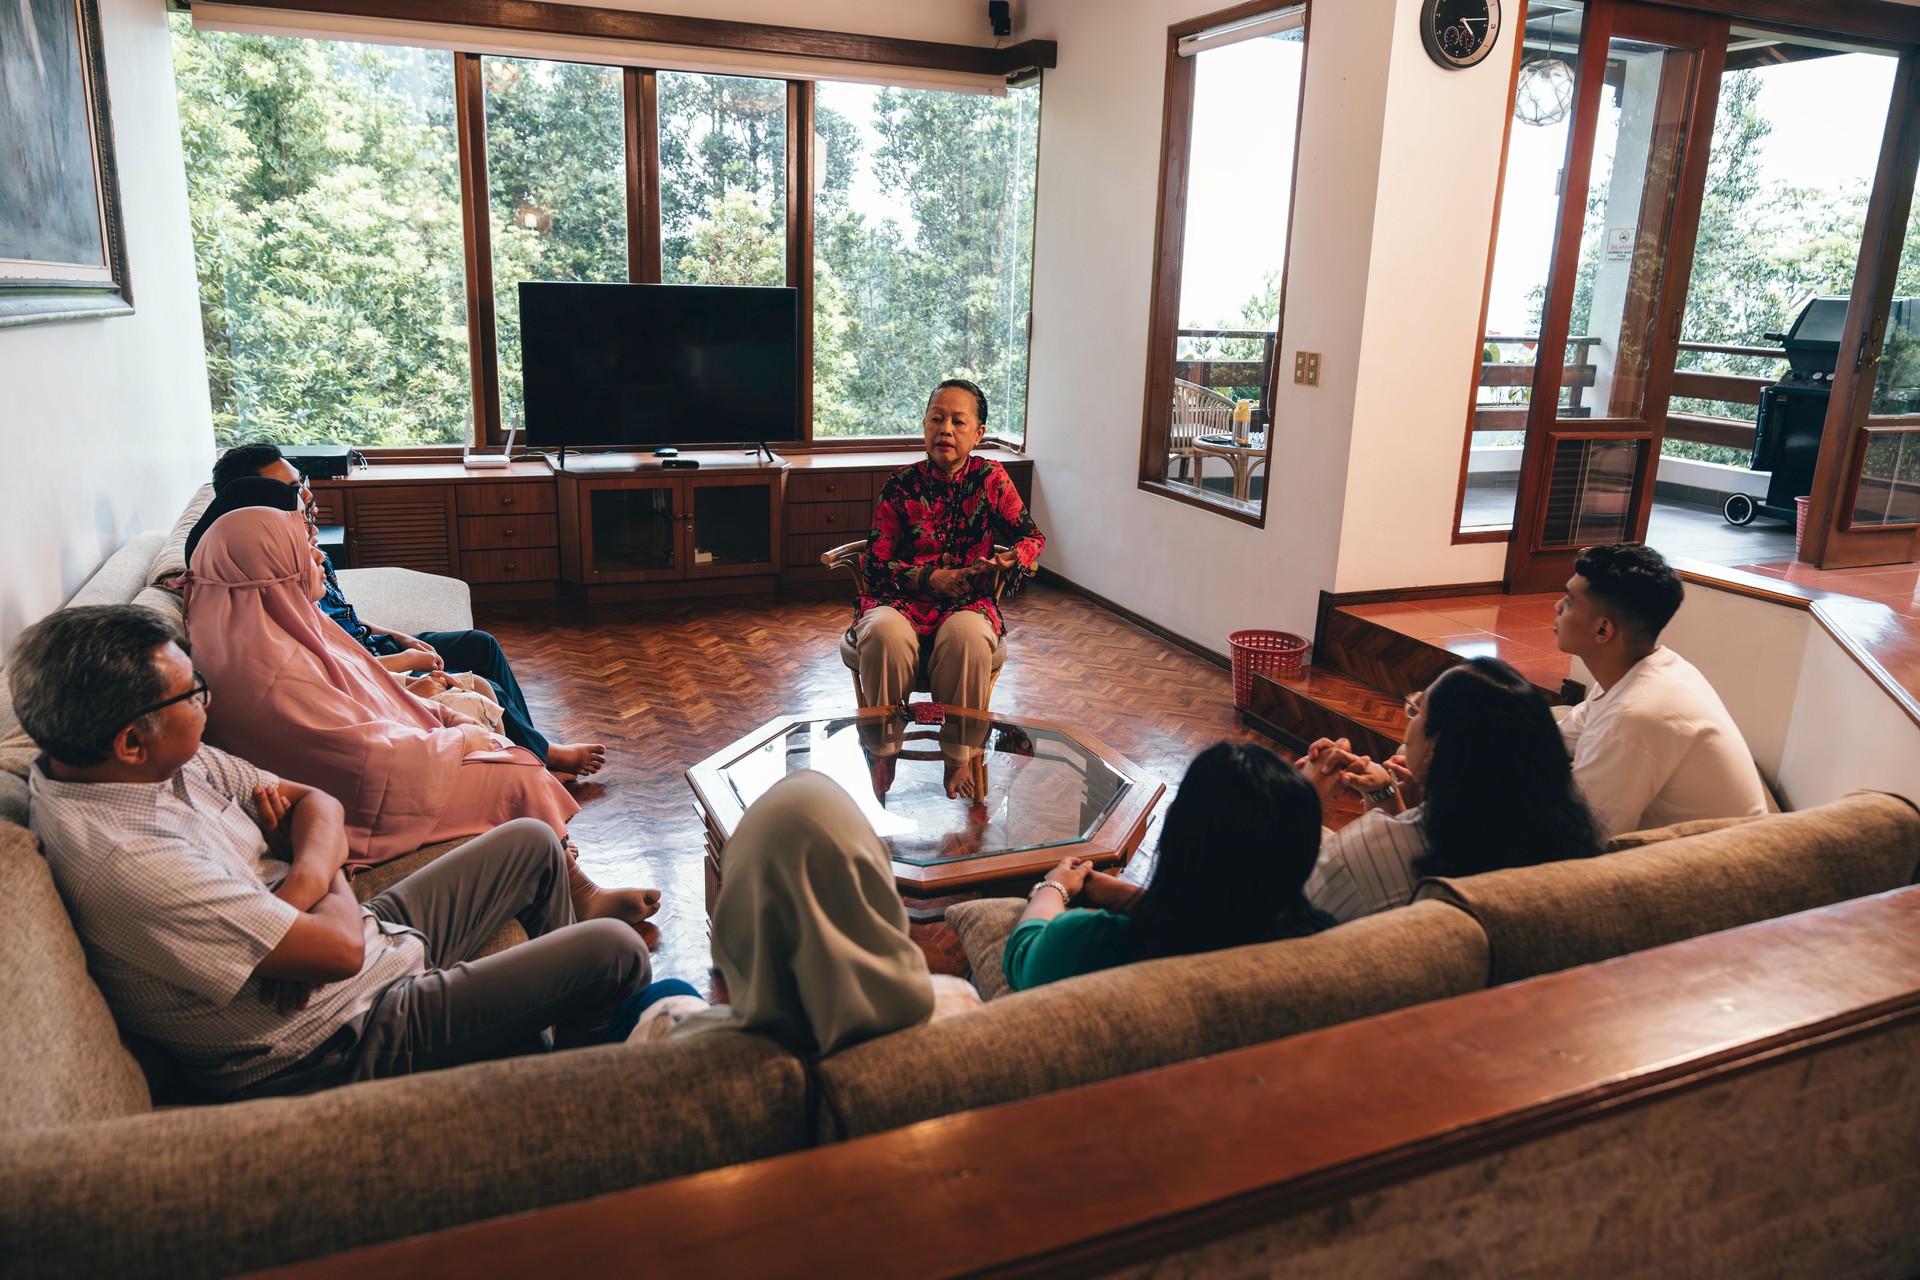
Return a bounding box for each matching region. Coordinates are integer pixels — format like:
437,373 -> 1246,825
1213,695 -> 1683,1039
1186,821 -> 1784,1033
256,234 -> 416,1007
456,483 -> 557,516
787,531 -> 861,569
787,500 -> 870,537
462,549 -> 559,583
789,471 -> 875,504
458,514 -> 558,550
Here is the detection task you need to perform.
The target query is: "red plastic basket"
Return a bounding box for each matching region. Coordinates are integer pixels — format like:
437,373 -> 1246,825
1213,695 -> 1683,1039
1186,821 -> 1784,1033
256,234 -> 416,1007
1228,629 -> 1310,708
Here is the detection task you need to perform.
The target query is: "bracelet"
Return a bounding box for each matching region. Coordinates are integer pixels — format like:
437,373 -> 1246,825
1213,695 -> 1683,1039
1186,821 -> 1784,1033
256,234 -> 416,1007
1363,782 -> 1399,807
1029,879 -> 1073,909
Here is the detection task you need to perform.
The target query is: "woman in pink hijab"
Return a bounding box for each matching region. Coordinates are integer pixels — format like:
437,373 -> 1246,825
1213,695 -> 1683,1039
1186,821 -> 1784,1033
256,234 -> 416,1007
186,506 -> 656,927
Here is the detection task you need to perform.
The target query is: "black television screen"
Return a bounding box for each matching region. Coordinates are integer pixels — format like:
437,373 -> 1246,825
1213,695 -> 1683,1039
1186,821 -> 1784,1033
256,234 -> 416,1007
517,281 -> 801,449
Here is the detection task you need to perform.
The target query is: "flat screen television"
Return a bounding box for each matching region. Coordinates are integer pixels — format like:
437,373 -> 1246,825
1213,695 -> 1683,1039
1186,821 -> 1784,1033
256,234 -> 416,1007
517,281 -> 801,451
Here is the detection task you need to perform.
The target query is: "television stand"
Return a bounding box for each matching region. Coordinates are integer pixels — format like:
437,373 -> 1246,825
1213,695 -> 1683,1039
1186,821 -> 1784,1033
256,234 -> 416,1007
554,451 -> 787,599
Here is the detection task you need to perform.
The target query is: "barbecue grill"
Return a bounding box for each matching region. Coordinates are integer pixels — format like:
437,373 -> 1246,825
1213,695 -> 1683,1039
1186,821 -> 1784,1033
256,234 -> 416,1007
1723,294 -> 1920,527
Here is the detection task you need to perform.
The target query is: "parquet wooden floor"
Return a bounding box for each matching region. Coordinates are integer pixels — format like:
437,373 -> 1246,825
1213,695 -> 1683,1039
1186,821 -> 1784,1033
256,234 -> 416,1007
478,582 -> 1265,986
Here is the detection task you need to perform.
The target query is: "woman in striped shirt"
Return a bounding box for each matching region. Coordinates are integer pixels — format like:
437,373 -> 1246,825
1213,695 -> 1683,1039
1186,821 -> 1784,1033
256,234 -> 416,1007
1302,657 -> 1603,923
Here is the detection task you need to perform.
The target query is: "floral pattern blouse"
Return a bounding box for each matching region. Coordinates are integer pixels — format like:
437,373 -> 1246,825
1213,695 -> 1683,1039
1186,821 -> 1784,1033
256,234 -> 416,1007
855,457 -> 1045,638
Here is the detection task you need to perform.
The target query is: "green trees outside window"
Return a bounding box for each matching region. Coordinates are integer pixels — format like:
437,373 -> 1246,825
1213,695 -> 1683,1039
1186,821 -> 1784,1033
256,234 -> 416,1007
173,20 -> 1040,450
173,22 -> 472,447
813,81 -> 1040,439
484,57 -> 628,433
659,72 -> 787,288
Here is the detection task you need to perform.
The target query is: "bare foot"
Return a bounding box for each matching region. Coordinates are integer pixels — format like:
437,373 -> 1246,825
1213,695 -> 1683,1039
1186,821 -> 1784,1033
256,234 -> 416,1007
547,742 -> 607,778
579,886 -> 663,928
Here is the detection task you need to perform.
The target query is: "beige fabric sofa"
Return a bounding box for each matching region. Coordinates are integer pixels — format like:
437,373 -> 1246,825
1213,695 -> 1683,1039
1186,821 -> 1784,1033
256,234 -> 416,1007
3,532 -> 1917,1278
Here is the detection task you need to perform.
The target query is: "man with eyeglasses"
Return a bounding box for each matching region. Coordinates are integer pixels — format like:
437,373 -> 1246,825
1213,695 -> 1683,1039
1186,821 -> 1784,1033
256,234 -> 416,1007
209,443 -> 607,781
10,604 -> 650,1098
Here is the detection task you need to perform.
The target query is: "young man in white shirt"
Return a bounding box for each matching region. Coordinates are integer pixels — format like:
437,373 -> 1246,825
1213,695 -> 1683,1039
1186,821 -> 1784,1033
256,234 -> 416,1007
1552,543 -> 1768,841
9,605 -> 651,1097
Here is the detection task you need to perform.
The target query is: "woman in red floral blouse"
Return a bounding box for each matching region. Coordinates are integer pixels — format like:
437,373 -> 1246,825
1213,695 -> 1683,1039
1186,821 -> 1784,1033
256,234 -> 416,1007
852,378 -> 1045,711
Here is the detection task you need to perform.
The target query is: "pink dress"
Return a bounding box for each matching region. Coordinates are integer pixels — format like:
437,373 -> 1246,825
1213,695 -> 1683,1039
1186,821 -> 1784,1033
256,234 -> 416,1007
185,507 -> 577,866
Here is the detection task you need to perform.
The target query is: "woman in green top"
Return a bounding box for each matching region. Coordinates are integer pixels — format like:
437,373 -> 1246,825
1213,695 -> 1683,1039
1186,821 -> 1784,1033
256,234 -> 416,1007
1003,741 -> 1325,992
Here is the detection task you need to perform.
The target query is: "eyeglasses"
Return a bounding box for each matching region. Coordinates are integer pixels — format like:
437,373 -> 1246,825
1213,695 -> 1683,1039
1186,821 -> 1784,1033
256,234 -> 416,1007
1403,690 -> 1425,719
297,477 -> 318,533
121,671 -> 211,725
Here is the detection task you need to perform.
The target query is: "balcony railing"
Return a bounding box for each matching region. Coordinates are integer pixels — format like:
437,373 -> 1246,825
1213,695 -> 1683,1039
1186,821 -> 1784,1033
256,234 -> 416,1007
1475,335 -> 1784,451
1174,326 -> 1276,425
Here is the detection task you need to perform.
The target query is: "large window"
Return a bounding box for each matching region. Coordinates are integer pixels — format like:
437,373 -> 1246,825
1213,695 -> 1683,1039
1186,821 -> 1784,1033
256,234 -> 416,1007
484,57 -> 627,433
173,27 -> 472,446
813,80 -> 1040,439
659,72 -> 787,287
171,20 -> 1040,450
1139,5 -> 1310,523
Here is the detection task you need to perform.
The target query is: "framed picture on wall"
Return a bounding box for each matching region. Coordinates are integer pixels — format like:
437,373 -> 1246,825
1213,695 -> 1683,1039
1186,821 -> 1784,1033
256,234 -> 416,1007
0,0 -> 132,327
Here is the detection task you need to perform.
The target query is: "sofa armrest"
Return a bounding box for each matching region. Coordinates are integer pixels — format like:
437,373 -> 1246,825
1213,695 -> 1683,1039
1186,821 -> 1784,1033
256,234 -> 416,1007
333,566 -> 473,635
0,1032 -> 808,1280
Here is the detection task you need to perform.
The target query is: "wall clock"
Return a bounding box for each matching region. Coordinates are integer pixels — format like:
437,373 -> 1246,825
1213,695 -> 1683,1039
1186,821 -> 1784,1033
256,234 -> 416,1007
1419,0 -> 1502,70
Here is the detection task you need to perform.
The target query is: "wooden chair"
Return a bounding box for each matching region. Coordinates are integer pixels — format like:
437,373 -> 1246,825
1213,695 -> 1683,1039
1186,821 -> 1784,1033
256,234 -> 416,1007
821,540 -> 1013,708
1169,379 -> 1236,483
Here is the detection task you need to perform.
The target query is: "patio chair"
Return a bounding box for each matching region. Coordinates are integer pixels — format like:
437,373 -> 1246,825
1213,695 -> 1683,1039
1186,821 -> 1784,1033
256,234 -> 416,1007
821,539 -> 1012,708
1170,379 -> 1236,483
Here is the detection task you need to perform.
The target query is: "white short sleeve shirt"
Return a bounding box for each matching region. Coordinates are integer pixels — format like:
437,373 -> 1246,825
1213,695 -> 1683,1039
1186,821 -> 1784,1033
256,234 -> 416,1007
1559,646 -> 1768,841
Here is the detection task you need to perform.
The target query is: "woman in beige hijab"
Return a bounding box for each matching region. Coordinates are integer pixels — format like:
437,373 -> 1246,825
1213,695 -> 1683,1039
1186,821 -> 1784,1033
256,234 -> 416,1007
660,770 -> 976,1054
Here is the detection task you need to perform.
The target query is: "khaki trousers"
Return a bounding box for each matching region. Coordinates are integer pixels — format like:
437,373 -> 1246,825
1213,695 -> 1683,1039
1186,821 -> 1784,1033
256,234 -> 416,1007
853,606 -> 999,710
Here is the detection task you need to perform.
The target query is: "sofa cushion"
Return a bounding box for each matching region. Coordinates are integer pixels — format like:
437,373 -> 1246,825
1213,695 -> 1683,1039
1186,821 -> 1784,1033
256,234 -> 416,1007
1416,790 -> 1920,986
0,1029 -> 809,1279
336,565 -> 475,636
946,897 -> 1024,1000
150,485 -> 215,587
0,822 -> 152,1131
66,531 -> 170,608
1604,812 -> 1763,852
813,899 -> 1488,1141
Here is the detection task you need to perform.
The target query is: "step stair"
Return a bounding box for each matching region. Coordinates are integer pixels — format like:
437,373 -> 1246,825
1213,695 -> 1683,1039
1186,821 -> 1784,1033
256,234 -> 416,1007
1242,596 -> 1582,761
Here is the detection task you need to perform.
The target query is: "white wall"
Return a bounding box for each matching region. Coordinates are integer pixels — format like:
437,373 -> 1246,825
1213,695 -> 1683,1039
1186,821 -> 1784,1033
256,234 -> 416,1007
1777,624 -> 1920,809
0,0 -> 212,649
1333,0 -> 1512,591
1021,0 -> 1404,654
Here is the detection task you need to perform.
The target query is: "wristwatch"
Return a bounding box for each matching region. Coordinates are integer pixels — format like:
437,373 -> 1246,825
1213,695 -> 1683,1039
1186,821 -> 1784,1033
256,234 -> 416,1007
1363,781 -> 1399,807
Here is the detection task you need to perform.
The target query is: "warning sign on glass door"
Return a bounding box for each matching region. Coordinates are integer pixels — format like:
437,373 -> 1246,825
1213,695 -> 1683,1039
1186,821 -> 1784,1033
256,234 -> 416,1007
1605,227 -> 1636,260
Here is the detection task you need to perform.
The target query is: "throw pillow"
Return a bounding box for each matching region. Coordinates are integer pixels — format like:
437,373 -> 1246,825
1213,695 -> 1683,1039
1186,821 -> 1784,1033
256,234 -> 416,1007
945,897 -> 1025,1001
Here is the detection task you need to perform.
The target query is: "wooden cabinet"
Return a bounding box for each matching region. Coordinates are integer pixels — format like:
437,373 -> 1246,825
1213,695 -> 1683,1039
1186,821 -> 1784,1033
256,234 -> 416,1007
314,462 -> 561,596
557,462 -> 784,592
312,450 -> 1035,599
344,486 -> 457,575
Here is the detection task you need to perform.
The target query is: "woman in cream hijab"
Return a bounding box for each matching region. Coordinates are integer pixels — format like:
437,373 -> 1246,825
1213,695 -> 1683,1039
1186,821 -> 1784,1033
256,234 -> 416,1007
658,770 -> 977,1054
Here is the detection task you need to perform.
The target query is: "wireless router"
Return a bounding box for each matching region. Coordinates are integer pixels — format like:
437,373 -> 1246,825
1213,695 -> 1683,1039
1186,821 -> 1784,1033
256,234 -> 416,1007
463,426 -> 517,469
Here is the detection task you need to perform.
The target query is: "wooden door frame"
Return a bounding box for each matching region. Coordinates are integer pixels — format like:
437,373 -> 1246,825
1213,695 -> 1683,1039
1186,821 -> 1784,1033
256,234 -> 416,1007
1504,0 -> 1730,592
1802,50 -> 1920,567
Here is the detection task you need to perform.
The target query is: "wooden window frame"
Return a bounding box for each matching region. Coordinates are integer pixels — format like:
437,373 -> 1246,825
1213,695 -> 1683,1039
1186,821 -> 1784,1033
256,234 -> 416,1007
1807,50 -> 1920,560
1136,0 -> 1312,529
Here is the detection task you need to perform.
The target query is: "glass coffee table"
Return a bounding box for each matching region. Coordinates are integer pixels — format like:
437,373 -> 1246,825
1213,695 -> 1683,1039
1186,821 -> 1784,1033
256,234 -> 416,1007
687,706 -> 1164,913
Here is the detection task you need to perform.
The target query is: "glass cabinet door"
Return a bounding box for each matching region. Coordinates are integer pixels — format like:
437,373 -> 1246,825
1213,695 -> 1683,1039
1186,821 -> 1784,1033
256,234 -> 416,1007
687,477 -> 776,577
585,480 -> 681,580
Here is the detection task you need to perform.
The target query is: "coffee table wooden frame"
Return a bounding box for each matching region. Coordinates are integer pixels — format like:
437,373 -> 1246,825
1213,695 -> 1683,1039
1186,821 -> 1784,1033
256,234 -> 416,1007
686,707 -> 1164,909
